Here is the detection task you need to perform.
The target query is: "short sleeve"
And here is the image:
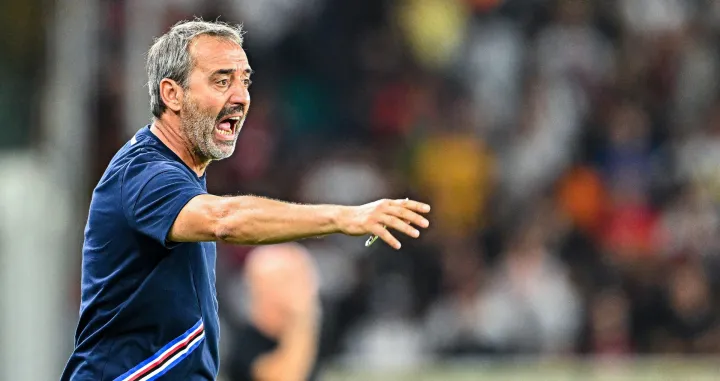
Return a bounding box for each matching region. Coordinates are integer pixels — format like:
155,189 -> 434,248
122,159 -> 207,247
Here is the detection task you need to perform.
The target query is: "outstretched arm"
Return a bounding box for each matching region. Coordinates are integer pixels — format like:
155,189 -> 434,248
168,195 -> 430,249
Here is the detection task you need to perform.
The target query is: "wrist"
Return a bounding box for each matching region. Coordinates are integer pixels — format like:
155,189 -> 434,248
328,205 -> 350,234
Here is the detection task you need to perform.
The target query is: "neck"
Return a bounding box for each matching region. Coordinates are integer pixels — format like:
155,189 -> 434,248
150,117 -> 210,177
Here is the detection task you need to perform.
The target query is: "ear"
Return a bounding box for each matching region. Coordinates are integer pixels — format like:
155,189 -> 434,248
159,78 -> 184,113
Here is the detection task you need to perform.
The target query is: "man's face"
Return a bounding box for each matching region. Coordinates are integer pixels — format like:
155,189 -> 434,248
180,35 -> 252,161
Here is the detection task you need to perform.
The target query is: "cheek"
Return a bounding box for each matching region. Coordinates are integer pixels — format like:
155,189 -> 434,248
187,90 -> 223,116
199,100 -> 222,119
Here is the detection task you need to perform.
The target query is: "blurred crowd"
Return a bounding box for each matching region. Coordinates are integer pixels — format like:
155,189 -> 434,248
89,0 -> 720,373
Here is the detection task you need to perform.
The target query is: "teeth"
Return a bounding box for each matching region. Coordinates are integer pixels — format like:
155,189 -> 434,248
216,128 -> 233,136
228,117 -> 240,121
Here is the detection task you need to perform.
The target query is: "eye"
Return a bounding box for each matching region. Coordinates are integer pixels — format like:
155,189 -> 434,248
217,79 -> 229,87
243,79 -> 252,88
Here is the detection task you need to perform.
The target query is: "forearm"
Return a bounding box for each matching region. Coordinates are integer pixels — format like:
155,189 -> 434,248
214,195 -> 346,245
253,310 -> 319,381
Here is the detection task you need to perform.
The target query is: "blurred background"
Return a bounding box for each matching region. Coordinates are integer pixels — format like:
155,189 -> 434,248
3,0 -> 720,379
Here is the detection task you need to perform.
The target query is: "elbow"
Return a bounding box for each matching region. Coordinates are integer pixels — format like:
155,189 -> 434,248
209,199 -> 235,243
213,222 -> 232,243
211,198 -> 260,244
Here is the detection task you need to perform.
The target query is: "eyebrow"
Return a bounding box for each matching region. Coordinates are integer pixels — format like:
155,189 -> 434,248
211,68 -> 253,76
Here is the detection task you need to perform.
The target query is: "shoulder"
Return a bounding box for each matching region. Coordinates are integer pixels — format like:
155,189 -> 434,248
118,144 -> 195,202
117,127 -> 184,171
122,151 -> 188,183
120,152 -> 198,206
104,129 -> 184,180
119,130 -> 191,185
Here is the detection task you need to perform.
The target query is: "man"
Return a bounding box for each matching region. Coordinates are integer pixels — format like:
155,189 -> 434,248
225,243 -> 320,381
61,19 -> 430,380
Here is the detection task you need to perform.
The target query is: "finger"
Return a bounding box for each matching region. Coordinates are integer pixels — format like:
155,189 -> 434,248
381,215 -> 420,239
389,206 -> 429,228
370,225 -> 401,250
391,199 -> 431,214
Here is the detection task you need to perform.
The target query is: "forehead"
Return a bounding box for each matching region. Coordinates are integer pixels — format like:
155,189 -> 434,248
188,35 -> 250,74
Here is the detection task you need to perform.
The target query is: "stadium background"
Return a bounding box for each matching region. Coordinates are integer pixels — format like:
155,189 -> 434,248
2,0 -> 720,379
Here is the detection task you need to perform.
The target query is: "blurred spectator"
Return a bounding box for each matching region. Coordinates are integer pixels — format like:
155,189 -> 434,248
341,272 -> 428,370
600,102 -> 655,193
412,122 -> 495,236
535,0 -> 614,90
601,183 -> 660,262
501,77 -> 584,210
671,27 -> 718,130
475,208 -> 581,354
618,0 -> 692,36
677,102 -> 720,204
395,0 -> 470,70
424,237 -> 488,357
298,149 -> 391,207
578,288 -> 634,356
661,260 -> 720,353
654,185 -> 720,259
225,0 -> 325,49
556,164 -> 607,235
224,244 -> 321,381
459,18 -> 525,136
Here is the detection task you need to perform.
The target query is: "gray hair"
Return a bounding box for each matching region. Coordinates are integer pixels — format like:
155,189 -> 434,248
147,19 -> 244,119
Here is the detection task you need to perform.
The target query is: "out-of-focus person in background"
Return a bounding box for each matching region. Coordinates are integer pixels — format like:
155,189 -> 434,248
224,243 -> 320,381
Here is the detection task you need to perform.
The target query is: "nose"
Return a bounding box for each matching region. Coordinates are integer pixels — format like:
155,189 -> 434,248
229,81 -> 250,111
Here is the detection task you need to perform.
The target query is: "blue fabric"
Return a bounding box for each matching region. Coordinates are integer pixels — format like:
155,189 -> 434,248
62,126 -> 219,380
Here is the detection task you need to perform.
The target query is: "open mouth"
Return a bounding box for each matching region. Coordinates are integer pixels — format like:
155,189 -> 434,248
215,114 -> 241,138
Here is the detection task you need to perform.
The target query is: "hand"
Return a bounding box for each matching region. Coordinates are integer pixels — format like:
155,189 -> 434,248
337,198 -> 431,249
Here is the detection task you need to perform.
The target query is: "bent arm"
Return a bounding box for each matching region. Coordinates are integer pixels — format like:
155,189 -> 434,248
252,311 -> 319,381
168,194 -> 347,245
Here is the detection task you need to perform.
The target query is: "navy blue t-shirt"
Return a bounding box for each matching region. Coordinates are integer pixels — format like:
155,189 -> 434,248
62,126 -> 220,380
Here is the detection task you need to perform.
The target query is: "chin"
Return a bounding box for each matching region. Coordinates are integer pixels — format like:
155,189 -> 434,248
205,138 -> 237,160
211,147 -> 236,161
